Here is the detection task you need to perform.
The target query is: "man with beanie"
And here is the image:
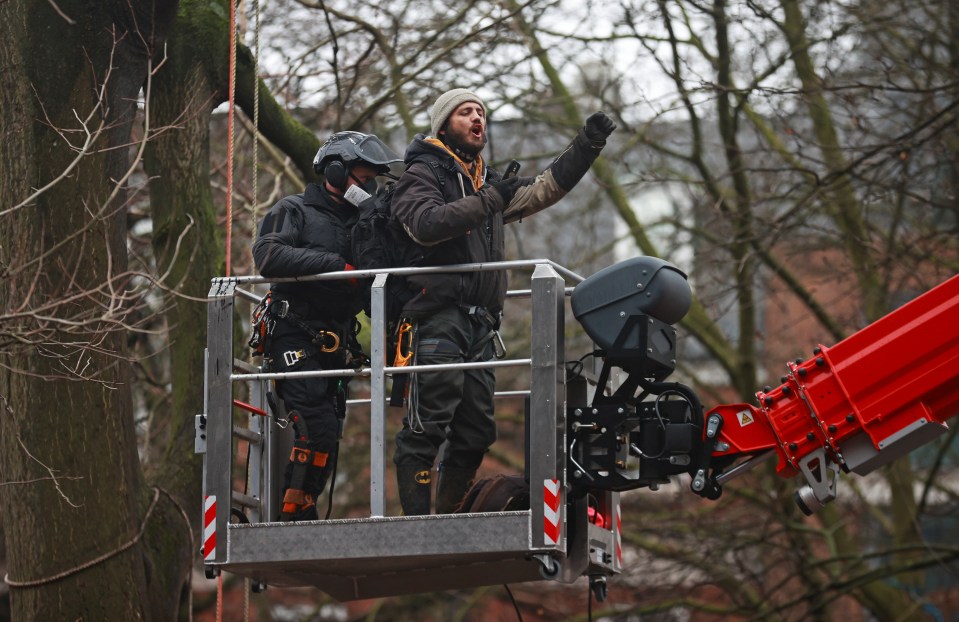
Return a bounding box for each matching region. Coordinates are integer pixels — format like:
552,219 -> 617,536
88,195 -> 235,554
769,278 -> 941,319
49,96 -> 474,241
389,88 -> 617,515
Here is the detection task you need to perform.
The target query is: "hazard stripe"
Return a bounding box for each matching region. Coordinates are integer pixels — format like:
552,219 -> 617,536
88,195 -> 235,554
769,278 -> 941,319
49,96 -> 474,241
544,479 -> 560,545
615,504 -> 622,565
203,495 -> 217,561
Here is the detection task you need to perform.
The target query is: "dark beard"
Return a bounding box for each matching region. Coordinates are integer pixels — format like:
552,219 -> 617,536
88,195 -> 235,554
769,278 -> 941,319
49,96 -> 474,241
442,127 -> 486,161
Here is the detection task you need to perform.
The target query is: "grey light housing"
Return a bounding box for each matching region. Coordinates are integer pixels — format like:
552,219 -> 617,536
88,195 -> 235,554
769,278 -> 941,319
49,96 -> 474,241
571,256 -> 692,352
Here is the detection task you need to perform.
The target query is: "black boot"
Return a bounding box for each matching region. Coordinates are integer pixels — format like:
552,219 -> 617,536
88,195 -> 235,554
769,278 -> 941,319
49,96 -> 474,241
396,464 -> 432,515
435,465 -> 477,514
280,489 -> 320,521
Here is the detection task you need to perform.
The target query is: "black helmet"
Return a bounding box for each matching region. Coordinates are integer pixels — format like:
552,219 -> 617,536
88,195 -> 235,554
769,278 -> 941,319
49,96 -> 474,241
313,131 -> 402,177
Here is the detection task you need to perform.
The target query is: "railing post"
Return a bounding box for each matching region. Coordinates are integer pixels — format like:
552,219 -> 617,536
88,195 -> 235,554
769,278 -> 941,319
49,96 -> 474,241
204,278 -> 235,563
369,273 -> 389,516
528,263 -> 566,551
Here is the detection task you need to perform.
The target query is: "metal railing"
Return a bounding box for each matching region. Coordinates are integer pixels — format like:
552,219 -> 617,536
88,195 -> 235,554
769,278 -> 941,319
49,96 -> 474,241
201,259 -> 584,563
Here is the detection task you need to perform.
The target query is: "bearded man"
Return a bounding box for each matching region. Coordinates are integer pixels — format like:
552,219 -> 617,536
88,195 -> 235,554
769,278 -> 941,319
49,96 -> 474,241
389,88 -> 617,515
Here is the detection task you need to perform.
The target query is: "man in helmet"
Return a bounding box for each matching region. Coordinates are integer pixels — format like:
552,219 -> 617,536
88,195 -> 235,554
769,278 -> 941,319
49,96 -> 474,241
389,88 -> 617,515
253,131 -> 401,521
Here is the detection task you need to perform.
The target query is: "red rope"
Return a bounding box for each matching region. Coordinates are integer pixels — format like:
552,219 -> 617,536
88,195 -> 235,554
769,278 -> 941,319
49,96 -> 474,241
216,5 -> 238,619
216,572 -> 223,622
225,0 -> 237,277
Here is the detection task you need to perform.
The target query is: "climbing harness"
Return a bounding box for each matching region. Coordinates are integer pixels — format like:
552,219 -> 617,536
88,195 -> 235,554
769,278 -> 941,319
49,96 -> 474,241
462,305 -> 507,359
247,291 -> 274,356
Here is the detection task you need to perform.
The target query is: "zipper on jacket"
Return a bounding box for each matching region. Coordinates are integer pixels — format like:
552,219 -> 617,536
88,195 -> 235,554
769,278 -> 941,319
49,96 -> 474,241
483,169 -> 493,258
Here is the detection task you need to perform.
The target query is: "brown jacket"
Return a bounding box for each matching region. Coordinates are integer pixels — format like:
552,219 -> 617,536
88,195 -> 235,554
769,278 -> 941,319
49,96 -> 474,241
391,129 -> 605,317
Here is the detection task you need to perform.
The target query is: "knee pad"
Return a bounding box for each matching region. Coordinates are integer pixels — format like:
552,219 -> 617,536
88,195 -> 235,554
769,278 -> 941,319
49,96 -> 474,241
289,443 -> 330,468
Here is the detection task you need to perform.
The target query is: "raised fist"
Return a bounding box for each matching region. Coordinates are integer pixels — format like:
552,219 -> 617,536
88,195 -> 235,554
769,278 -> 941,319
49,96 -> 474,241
584,111 -> 617,142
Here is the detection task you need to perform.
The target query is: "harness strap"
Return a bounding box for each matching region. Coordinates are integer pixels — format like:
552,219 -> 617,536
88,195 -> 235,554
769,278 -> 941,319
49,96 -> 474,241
270,300 -> 371,369
271,300 -> 342,348
459,305 -> 507,359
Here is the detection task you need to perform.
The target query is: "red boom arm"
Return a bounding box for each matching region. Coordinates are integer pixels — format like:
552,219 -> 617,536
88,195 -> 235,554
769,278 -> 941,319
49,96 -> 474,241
705,273 -> 959,509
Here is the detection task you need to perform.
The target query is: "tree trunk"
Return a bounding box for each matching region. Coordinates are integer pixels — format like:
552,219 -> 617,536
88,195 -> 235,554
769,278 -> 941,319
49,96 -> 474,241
142,0 -> 322,528
142,0 -> 223,529
0,1 -> 183,619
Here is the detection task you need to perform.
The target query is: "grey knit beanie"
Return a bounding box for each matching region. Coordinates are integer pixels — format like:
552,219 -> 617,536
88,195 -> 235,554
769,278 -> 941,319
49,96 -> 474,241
430,88 -> 485,137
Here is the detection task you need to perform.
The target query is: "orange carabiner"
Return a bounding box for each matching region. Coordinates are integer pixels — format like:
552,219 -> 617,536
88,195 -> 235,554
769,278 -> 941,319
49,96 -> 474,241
317,331 -> 340,353
393,322 -> 413,367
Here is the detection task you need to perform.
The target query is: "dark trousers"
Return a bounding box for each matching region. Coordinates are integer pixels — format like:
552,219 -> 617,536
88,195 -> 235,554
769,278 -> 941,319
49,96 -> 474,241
393,306 -> 497,471
267,319 -> 345,494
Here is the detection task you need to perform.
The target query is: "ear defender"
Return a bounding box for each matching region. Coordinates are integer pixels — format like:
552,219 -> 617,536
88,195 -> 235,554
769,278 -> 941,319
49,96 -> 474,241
324,160 -> 348,189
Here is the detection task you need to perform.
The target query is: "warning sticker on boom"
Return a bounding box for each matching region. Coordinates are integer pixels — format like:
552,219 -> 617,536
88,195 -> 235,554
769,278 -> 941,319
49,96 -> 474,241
737,410 -> 754,426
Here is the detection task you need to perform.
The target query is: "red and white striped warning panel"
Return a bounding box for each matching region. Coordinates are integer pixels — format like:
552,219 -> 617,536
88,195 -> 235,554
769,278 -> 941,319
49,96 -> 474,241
203,495 -> 217,561
543,479 -> 561,546
615,504 -> 623,567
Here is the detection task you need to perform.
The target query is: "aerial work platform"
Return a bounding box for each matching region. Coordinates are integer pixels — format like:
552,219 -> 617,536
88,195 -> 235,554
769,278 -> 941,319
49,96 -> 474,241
198,260 -> 624,599
200,254 -> 959,600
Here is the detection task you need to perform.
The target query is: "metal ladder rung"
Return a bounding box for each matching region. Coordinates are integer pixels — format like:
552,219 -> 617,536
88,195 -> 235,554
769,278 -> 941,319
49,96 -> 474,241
233,425 -> 263,445
232,490 -> 260,509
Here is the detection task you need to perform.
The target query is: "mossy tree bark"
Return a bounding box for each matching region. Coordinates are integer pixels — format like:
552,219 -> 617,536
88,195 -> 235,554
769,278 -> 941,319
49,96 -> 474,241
142,0 -> 320,535
0,1 -> 189,620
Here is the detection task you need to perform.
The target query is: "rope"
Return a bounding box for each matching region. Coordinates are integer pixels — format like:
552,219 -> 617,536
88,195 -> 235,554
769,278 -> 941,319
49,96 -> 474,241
251,0 -> 261,245
244,577 -> 251,622
4,487 -> 161,588
217,573 -> 224,622
225,0 -> 238,277
216,0 -> 244,609
245,5 -> 259,603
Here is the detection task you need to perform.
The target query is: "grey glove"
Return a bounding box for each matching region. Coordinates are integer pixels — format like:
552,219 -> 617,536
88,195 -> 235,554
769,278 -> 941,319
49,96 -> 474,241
489,176 -> 522,208
584,111 -> 617,142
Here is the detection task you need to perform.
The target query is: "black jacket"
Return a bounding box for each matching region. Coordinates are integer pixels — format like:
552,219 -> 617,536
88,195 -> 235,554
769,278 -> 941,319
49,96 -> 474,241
391,128 -> 606,317
253,183 -> 363,323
